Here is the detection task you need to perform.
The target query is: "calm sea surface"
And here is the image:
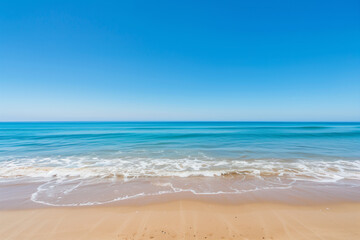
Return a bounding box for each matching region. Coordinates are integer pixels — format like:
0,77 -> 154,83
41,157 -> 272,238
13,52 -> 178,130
1,122 -> 360,206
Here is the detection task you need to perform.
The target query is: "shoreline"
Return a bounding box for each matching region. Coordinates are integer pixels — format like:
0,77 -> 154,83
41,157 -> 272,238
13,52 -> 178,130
2,176 -> 360,210
1,200 -> 359,239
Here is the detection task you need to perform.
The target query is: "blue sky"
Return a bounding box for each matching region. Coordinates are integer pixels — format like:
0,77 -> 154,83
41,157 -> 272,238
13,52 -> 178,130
1,0 -> 359,121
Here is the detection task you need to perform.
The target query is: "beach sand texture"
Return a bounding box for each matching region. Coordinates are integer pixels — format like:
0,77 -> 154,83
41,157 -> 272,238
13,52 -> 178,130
1,201 -> 359,240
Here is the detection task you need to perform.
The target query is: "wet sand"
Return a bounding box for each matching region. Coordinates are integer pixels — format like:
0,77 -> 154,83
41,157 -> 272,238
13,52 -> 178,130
1,201 -> 359,240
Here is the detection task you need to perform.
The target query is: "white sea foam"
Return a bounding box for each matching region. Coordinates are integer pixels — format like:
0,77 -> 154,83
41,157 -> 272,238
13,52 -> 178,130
29,177 -> 297,207
2,156 -> 360,206
1,156 -> 360,182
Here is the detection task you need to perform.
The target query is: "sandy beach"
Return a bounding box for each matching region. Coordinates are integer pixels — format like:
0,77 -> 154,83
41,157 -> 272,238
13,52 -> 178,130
1,200 -> 359,240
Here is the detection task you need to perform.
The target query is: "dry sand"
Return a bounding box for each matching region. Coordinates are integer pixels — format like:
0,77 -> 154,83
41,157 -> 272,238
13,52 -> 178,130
1,201 -> 359,240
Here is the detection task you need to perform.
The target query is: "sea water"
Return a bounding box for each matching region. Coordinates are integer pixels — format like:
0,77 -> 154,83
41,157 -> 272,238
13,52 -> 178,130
1,122 -> 360,206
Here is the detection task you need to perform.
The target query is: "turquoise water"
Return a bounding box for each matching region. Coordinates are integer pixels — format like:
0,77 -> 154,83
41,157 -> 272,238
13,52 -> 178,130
1,122 -> 360,206
1,122 -> 360,179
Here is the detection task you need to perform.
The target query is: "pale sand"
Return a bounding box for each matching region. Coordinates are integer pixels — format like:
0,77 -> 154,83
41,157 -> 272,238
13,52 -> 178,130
1,201 -> 359,240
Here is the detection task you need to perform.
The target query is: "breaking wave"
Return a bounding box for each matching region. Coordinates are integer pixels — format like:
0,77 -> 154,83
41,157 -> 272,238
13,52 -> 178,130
1,157 -> 359,182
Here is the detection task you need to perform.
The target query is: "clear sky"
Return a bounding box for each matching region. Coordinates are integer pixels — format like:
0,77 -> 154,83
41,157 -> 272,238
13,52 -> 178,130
1,0 -> 359,121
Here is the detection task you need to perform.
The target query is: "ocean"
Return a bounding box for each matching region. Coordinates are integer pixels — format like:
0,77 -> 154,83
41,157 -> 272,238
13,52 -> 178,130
1,122 -> 360,206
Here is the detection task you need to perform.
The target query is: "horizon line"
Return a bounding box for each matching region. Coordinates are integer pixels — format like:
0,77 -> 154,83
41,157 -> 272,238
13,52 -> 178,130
0,120 -> 359,123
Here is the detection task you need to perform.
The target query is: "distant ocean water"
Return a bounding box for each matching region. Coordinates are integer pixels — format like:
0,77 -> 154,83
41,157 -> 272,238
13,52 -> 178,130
1,122 -> 360,206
